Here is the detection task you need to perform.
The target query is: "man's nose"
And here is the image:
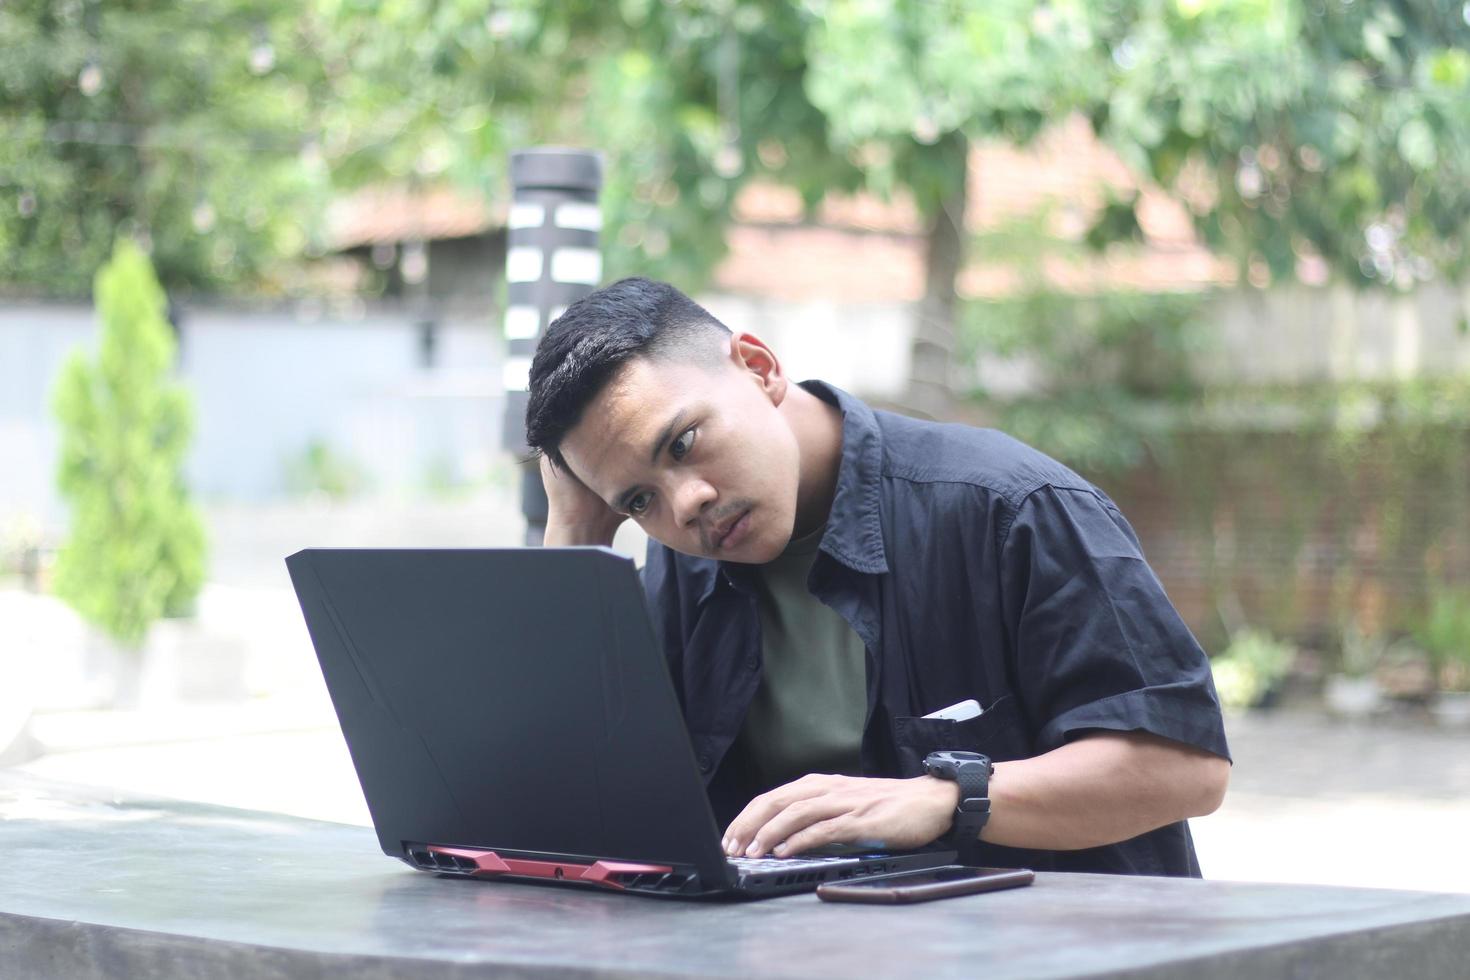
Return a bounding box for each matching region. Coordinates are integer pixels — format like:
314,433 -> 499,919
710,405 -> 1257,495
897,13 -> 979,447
672,477 -> 716,527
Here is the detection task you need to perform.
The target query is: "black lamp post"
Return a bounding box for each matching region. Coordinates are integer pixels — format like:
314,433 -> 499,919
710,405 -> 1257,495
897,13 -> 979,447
501,148 -> 603,545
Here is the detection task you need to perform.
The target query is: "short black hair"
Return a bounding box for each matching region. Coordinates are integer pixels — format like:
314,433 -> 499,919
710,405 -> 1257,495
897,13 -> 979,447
525,277 -> 732,468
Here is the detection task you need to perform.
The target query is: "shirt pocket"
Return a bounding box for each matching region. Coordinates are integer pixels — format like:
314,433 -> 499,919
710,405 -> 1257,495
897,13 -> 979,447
890,696 -> 1029,777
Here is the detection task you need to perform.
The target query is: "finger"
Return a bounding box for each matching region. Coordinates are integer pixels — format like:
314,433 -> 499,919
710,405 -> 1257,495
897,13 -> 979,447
723,779 -> 814,854
723,776 -> 832,856
724,791 -> 801,857
744,794 -> 851,858
724,794 -> 785,856
773,815 -> 856,857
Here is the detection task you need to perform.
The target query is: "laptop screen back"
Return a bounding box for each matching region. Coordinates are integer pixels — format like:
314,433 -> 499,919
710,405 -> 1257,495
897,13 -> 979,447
286,548 -> 729,874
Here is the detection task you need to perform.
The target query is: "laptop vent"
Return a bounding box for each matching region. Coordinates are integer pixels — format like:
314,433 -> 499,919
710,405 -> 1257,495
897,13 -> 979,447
767,862 -> 897,889
611,871 -> 695,893
407,848 -> 477,874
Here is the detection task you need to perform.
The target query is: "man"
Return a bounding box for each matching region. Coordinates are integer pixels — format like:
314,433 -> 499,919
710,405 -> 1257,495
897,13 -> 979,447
526,277 -> 1230,876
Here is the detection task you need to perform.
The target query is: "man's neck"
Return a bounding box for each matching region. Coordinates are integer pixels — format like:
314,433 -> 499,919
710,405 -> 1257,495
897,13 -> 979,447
784,383 -> 845,540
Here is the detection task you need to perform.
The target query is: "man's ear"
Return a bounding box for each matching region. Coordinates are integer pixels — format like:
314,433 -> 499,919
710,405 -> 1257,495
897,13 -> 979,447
729,332 -> 788,405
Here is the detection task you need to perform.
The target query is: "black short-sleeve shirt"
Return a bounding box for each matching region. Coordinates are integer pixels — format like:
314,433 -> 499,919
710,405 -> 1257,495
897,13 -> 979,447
642,381 -> 1230,876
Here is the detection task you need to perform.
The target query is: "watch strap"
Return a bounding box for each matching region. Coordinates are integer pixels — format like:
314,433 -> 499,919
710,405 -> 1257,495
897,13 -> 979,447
949,760 -> 992,841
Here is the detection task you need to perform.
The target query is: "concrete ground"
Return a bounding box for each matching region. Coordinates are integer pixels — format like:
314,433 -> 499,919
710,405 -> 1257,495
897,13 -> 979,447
4,491 -> 1467,894
1189,710 -> 1470,892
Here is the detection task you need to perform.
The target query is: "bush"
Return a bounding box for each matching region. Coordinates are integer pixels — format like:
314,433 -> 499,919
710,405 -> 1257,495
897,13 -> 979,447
1211,629 -> 1297,711
1417,588 -> 1470,694
51,240 -> 207,650
282,439 -> 367,500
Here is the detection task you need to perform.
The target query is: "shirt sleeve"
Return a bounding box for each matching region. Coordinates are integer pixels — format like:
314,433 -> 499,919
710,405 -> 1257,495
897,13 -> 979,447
998,484 -> 1231,761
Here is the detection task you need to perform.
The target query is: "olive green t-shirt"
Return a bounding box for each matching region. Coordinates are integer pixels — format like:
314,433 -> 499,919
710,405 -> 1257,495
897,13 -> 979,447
732,524 -> 867,791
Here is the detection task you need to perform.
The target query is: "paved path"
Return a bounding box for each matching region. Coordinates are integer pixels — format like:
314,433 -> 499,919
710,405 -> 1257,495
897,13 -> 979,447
1190,710 -> 1470,892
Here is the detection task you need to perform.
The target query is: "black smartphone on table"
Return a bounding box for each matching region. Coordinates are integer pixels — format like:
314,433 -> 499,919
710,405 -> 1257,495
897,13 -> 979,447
816,866 -> 1034,904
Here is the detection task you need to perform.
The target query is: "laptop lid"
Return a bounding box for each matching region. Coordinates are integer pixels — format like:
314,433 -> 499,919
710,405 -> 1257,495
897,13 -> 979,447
285,547 -> 732,885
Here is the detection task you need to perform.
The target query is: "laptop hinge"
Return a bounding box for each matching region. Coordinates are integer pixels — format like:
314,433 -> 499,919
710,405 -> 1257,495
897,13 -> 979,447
425,844 -> 672,891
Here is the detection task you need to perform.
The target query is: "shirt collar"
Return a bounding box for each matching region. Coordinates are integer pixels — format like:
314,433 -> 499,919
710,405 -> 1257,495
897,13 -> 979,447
693,380 -> 889,605
801,380 -> 889,576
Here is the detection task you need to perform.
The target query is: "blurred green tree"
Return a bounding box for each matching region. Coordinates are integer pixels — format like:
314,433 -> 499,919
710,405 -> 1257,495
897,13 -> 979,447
1088,0 -> 1470,288
802,0 -> 1470,407
52,239 -> 207,650
7,0 -> 1466,358
315,1 -> 1001,410
311,0 -> 801,289
335,1 -> 1466,409
0,0 -> 327,295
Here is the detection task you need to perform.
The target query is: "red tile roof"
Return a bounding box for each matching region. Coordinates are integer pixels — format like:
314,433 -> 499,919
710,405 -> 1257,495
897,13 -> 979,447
327,184 -> 501,250
719,115 -> 1231,302
327,116 -> 1231,299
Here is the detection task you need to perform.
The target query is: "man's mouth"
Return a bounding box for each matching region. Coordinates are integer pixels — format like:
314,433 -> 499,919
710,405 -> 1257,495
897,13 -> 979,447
710,508 -> 752,552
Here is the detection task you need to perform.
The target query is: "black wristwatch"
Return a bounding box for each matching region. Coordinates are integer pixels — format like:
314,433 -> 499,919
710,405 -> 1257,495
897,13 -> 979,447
923,750 -> 993,844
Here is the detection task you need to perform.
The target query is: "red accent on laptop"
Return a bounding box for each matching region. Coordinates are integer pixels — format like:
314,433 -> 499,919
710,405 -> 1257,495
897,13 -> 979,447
428,845 -> 672,891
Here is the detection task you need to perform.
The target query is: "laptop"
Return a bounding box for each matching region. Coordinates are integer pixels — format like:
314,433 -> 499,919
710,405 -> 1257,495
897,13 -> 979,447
285,547 -> 953,899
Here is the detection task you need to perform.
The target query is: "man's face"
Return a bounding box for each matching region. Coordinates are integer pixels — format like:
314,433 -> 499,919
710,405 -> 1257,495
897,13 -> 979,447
558,336 -> 801,564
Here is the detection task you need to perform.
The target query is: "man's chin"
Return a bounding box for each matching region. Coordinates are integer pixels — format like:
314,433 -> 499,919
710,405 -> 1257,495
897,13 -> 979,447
715,531 -> 787,565
657,529 -> 786,565
663,543 -> 781,565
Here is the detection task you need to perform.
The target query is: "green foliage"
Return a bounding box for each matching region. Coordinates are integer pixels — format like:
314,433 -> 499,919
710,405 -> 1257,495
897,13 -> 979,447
1337,625 -> 1389,679
1210,628 -> 1297,711
803,0 -> 1098,207
1416,587 -> 1470,692
283,439 -> 366,501
1171,379 -> 1470,646
1090,0 -> 1470,286
958,210 -> 1210,473
309,0 -> 584,193
6,1 -> 1468,304
0,513 -> 44,588
308,1 -> 1102,291
801,0 -> 1470,289
0,0 -> 328,295
583,44 -> 746,288
962,286 -> 1208,472
963,244 -> 1470,650
315,1 -> 868,292
957,207 -> 1470,649
52,240 -> 208,650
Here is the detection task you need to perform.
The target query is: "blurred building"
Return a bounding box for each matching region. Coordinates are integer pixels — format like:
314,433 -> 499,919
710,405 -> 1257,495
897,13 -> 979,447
325,184 -> 506,313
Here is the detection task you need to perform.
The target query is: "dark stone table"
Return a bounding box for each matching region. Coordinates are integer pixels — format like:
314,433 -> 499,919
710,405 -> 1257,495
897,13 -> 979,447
2,773 -> 1467,979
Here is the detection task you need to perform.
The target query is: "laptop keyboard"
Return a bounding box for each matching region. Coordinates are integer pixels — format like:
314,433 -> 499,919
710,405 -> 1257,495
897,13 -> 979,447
728,854 -> 858,872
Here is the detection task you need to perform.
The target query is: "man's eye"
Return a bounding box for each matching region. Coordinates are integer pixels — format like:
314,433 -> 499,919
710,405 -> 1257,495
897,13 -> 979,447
670,427 -> 696,460
628,492 -> 652,515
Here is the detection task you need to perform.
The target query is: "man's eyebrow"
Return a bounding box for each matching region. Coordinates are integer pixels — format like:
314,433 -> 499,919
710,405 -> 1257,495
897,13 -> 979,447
613,409 -> 690,513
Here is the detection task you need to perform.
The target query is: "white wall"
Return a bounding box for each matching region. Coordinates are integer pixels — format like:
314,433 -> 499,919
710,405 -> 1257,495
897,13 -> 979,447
0,302 -> 506,530
5,281 -> 1468,534
1203,283 -> 1470,385
705,283 -> 1470,401
698,294 -> 915,398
